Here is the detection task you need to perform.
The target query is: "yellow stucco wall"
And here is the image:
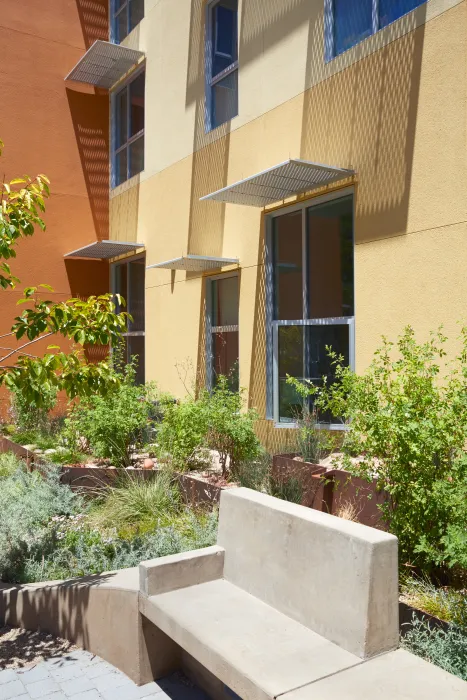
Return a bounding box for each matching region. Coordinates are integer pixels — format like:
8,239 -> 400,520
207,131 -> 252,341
110,0 -> 467,447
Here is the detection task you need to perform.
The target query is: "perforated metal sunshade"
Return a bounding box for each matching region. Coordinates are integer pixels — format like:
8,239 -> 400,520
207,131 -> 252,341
147,255 -> 239,272
64,40 -> 144,89
65,240 -> 145,260
200,159 -> 355,207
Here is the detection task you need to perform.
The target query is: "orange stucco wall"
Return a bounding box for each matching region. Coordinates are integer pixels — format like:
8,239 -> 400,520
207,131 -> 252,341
0,0 -> 110,418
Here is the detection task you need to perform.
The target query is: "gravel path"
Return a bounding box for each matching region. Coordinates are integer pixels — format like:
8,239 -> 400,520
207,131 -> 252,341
0,629 -> 208,700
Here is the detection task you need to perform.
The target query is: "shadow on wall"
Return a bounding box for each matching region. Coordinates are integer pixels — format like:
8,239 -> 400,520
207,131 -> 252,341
66,89 -> 110,242
247,1 -> 426,420
75,0 -> 109,48
299,4 -> 426,243
185,0 -> 232,261
0,571 -> 119,669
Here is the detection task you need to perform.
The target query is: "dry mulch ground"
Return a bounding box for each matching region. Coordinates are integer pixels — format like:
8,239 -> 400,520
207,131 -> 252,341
0,626 -> 78,669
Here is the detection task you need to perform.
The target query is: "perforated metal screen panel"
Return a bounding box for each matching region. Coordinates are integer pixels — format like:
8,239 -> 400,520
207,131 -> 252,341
65,40 -> 144,89
65,240 -> 145,260
200,159 -> 355,207
147,255 -> 239,271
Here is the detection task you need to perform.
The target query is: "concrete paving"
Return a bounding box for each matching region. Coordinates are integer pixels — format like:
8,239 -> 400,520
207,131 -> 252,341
0,650 -> 209,700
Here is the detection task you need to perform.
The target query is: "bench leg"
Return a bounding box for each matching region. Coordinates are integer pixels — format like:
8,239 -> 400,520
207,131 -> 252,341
137,613 -> 182,686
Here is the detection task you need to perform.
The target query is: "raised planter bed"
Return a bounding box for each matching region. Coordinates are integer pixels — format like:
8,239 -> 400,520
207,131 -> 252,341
271,454 -> 331,510
60,464 -> 236,506
0,434 -> 236,506
272,453 -> 387,528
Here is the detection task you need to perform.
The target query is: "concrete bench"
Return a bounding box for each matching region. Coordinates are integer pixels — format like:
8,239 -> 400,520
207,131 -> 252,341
138,487 -> 400,699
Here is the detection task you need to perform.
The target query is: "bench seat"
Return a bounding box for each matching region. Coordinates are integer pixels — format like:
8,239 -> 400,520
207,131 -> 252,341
140,578 -> 362,700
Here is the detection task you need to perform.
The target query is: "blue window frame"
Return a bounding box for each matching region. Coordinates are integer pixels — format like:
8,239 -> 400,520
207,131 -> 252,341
112,0 -> 144,44
206,0 -> 239,132
112,70 -> 145,187
326,0 -> 427,60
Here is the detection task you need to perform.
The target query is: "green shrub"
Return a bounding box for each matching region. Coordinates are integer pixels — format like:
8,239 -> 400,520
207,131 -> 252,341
23,509 -> 218,582
0,465 -> 81,582
157,397 -> 210,470
401,576 -> 467,628
288,326 -> 467,574
67,362 -> 156,467
0,452 -> 24,479
402,616 -> 467,681
9,385 -> 57,431
204,377 -> 261,477
158,377 -> 261,476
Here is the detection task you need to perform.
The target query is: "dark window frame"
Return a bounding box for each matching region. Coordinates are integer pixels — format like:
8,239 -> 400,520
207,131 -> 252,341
205,0 -> 239,132
111,67 -> 145,188
265,189 -> 355,427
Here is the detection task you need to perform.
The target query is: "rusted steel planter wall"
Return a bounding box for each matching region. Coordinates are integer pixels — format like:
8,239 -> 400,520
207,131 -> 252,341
272,454 -> 387,528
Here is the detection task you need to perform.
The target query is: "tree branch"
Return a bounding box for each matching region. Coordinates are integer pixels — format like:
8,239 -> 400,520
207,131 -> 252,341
0,331 -> 55,364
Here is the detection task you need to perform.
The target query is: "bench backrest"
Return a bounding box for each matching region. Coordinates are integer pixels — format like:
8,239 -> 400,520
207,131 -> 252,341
217,487 -> 398,659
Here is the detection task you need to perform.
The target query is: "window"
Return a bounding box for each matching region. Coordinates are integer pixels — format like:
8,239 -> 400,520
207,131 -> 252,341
112,71 -> 145,187
327,0 -> 426,59
207,275 -> 239,391
112,0 -> 144,44
206,0 -> 238,131
112,256 -> 145,384
267,193 -> 355,425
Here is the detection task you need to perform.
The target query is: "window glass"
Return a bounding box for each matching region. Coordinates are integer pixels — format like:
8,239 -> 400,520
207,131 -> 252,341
113,72 -> 145,186
129,259 -> 145,332
129,136 -> 144,178
114,263 -> 128,317
115,8 -> 128,44
213,4 -> 237,75
130,0 -> 144,31
127,335 -> 145,385
277,324 -> 350,423
273,210 -> 303,321
333,0 -> 373,56
212,72 -> 238,135
379,0 -> 425,27
213,332 -> 239,391
212,276 -> 239,327
208,0 -> 238,130
307,196 -> 354,318
113,0 -> 144,43
209,276 -> 239,391
112,258 -> 145,385
130,73 -> 145,136
278,326 -> 304,422
116,89 -> 128,149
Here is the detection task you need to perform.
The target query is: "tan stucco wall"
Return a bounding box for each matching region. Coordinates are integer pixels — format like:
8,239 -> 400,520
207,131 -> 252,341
110,0 -> 467,446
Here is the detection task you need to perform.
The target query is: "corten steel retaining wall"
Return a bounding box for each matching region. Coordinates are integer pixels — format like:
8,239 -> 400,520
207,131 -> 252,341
272,454 -> 388,528
0,435 -> 234,506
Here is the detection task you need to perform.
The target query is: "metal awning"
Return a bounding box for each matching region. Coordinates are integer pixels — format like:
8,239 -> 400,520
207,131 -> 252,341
65,40 -> 144,89
147,255 -> 239,272
65,240 -> 145,260
200,159 -> 355,207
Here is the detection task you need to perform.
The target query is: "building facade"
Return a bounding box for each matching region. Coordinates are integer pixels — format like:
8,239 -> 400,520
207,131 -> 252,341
0,0 -> 110,416
5,0 -> 465,446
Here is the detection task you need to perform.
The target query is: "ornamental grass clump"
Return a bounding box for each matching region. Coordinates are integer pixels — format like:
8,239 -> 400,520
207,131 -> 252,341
288,326 -> 467,576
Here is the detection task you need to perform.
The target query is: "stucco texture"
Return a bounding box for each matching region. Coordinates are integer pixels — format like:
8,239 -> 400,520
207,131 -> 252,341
0,0 -> 110,416
109,0 -> 467,448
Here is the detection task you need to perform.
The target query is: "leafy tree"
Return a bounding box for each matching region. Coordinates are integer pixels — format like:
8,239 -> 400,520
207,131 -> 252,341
0,140 -> 127,406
